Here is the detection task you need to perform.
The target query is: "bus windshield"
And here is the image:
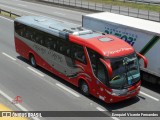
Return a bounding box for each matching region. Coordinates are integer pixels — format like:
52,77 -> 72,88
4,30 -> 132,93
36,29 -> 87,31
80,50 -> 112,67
106,53 -> 140,89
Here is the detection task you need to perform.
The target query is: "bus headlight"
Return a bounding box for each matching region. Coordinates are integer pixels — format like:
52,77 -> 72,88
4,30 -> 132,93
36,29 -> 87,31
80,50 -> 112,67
106,89 -> 128,96
105,89 -> 112,95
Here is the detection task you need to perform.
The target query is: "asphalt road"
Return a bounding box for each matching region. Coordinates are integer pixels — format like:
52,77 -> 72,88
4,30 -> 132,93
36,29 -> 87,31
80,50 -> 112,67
0,0 -> 160,120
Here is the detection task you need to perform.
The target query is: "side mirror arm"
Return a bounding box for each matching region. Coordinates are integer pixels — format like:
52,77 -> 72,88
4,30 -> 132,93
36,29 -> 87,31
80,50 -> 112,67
136,52 -> 148,68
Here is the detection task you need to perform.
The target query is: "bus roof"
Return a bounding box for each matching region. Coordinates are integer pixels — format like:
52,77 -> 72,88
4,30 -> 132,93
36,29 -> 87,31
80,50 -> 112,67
85,12 -> 160,35
15,16 -> 134,57
15,16 -> 81,36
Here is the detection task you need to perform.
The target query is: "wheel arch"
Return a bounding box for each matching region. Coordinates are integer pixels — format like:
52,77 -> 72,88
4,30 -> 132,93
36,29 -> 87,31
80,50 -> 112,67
28,51 -> 35,60
78,77 -> 90,89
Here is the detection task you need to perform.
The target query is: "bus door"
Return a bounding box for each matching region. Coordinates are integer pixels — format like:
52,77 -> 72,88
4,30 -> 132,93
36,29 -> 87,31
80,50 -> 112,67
87,48 -> 109,101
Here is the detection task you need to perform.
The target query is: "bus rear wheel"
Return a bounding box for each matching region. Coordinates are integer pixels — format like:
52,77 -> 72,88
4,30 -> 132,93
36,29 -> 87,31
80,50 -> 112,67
30,54 -> 37,67
80,81 -> 89,96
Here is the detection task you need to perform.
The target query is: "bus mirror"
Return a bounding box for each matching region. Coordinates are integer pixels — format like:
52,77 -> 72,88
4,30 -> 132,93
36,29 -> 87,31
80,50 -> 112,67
100,58 -> 113,78
136,52 -> 148,68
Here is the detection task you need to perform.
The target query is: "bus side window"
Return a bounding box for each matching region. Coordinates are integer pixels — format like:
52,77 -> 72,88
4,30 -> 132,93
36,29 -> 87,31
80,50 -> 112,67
35,32 -> 45,46
25,27 -> 32,40
45,37 -> 52,49
15,22 -> 26,36
97,60 -> 108,85
20,27 -> 26,37
71,44 -> 86,64
30,31 -> 36,42
51,36 -> 61,51
87,48 -> 109,84
27,28 -> 36,42
44,36 -> 56,50
57,40 -> 63,53
87,48 -> 98,75
58,40 -> 71,57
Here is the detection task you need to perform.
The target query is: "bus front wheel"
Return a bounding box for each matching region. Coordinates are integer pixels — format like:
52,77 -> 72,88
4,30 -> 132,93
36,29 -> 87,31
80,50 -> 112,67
30,54 -> 37,67
80,81 -> 89,96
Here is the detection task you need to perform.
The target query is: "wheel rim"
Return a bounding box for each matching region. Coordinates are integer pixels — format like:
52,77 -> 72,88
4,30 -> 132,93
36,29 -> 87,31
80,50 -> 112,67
82,83 -> 88,93
31,57 -> 35,66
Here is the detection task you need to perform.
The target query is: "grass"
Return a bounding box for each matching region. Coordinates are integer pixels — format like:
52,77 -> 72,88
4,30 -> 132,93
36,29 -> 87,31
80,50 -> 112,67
0,11 -> 18,19
86,0 -> 160,12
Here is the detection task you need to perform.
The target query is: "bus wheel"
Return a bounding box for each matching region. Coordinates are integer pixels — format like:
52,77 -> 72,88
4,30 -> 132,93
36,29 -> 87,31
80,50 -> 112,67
80,81 -> 89,96
30,54 -> 37,67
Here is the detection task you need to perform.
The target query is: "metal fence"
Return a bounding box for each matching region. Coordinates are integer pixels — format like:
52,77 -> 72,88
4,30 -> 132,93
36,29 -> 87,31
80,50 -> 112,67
39,0 -> 160,22
0,0 -> 159,22
0,8 -> 20,18
119,0 -> 160,5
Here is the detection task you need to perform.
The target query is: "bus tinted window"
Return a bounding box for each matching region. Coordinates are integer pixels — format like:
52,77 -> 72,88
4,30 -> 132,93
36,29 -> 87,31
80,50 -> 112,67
87,48 -> 98,74
87,48 -> 109,85
25,27 -> 33,40
45,36 -> 55,50
97,60 -> 108,85
58,41 -> 71,57
15,22 -> 26,37
72,44 -> 86,64
35,32 -> 45,46
15,22 -> 86,64
29,30 -> 36,42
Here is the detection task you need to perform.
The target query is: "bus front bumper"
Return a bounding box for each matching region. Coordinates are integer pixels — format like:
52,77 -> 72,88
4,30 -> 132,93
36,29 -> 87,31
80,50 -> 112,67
105,81 -> 141,103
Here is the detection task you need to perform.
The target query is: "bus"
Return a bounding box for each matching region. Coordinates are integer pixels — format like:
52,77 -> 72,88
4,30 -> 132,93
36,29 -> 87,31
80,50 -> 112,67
14,16 -> 147,103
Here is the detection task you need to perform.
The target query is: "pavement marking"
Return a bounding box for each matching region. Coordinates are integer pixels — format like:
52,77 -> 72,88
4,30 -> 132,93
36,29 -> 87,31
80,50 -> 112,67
140,91 -> 159,101
53,12 -> 65,16
0,16 -> 13,22
27,67 -> 45,77
0,90 -> 40,120
96,107 -> 105,111
111,117 -> 121,120
96,107 -> 120,120
18,4 -> 27,7
2,52 -> 16,61
56,83 -> 80,97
